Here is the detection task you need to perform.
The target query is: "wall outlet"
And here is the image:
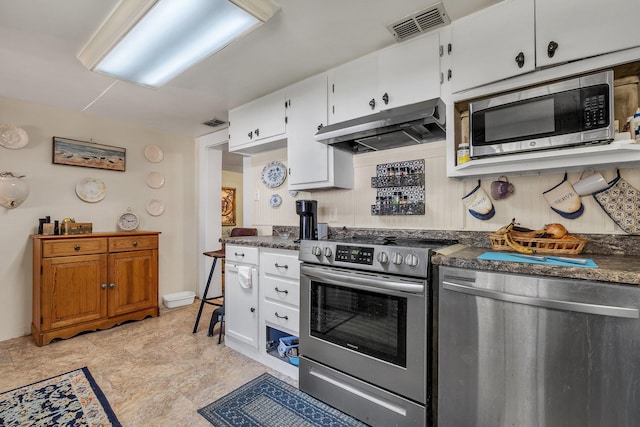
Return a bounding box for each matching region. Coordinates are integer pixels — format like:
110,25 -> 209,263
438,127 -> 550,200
329,207 -> 338,222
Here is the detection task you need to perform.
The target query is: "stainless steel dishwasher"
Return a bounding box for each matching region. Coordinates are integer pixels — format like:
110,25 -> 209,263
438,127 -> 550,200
437,266 -> 640,427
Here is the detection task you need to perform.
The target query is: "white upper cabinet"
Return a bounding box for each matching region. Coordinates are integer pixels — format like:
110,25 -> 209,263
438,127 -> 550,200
328,31 -> 442,124
535,0 -> 640,68
450,0 -> 534,93
286,73 -> 353,190
328,52 -> 379,124
228,89 -> 287,152
377,31 -> 441,109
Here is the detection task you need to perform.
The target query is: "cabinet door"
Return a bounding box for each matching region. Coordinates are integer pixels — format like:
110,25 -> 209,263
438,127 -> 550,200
41,254 -> 108,330
107,249 -> 158,317
225,264 -> 259,347
328,52 -> 378,124
378,31 -> 441,107
228,89 -> 286,149
536,0 -> 640,68
287,73 -> 331,186
451,0 -> 534,93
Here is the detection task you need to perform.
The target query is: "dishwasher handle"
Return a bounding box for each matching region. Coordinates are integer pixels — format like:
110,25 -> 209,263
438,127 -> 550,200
442,280 -> 640,319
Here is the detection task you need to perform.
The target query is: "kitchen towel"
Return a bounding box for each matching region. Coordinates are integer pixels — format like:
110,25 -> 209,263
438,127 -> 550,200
238,266 -> 253,288
478,252 -> 598,268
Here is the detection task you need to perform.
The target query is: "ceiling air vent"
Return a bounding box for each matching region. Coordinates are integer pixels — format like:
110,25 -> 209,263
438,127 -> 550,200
202,118 -> 227,128
387,2 -> 450,42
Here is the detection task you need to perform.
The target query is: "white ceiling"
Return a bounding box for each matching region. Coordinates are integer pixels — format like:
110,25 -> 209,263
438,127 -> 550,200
0,0 -> 500,142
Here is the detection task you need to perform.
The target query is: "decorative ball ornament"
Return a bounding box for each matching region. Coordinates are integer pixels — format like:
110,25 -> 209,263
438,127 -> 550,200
0,172 -> 29,209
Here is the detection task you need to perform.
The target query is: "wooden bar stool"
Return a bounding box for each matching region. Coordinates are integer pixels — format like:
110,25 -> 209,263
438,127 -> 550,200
193,228 -> 258,339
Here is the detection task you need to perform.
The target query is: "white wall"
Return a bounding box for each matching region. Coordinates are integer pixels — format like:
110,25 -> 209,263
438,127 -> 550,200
0,96 -> 198,341
249,144 -> 640,235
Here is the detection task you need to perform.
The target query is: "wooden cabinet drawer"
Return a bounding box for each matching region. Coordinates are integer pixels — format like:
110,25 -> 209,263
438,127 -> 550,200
261,251 -> 300,280
42,238 -> 108,257
109,235 -> 158,252
226,245 -> 259,265
263,300 -> 299,334
262,277 -> 300,308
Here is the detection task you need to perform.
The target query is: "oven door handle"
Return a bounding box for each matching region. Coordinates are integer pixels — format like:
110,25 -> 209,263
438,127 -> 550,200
301,264 -> 425,294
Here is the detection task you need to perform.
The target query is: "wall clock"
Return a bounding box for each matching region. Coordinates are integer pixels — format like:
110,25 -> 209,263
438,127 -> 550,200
117,208 -> 139,231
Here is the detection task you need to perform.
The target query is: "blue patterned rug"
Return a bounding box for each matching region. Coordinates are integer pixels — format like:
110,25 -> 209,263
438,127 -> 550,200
0,367 -> 121,427
198,373 -> 368,427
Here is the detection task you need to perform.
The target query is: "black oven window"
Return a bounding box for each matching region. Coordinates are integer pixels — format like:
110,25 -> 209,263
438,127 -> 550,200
309,282 -> 407,367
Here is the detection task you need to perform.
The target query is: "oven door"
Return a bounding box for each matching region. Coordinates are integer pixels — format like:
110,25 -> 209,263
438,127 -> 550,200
300,263 -> 427,404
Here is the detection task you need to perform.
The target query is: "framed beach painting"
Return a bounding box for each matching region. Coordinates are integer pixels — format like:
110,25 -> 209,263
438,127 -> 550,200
52,137 -> 126,171
221,187 -> 236,226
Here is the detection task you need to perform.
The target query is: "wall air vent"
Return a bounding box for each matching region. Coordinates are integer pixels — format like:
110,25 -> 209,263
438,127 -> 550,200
202,118 -> 227,128
387,2 -> 450,42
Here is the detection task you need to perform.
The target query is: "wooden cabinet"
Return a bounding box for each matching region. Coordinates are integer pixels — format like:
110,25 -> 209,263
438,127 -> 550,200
228,89 -> 287,153
450,0 -> 535,93
329,32 -> 442,124
32,232 -> 159,346
224,245 -> 259,348
286,73 -> 354,190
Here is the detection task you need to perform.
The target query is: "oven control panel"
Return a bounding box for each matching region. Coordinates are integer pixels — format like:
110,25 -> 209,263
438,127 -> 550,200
335,245 -> 374,265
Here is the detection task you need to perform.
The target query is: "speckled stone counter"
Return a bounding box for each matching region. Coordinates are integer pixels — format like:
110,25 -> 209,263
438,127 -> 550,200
221,235 -> 300,251
222,227 -> 640,286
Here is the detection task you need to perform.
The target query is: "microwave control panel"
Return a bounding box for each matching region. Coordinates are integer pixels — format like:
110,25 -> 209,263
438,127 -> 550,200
335,245 -> 374,265
582,86 -> 609,129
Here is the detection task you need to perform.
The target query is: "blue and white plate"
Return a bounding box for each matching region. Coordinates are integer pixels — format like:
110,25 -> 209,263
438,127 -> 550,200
269,194 -> 282,208
261,161 -> 286,188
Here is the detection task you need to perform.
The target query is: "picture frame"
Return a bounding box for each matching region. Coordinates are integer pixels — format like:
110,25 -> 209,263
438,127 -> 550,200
52,137 -> 126,172
221,187 -> 237,226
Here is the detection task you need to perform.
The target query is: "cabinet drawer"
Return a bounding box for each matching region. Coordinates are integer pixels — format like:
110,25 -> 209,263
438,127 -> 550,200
262,277 -> 300,308
261,252 -> 300,280
109,235 -> 158,252
42,238 -> 108,257
263,300 -> 299,333
226,245 -> 259,264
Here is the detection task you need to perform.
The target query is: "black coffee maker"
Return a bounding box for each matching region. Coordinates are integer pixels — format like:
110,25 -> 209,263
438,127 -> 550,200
296,200 -> 317,241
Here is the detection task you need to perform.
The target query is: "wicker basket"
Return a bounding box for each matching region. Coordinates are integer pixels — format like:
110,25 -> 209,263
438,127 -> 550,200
488,233 -> 587,255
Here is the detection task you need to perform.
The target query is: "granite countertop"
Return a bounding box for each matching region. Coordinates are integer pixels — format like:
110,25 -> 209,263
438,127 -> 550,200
221,234 -> 640,286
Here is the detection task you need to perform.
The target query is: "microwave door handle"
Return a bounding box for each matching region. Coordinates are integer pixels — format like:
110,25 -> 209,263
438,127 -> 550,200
442,281 -> 639,319
301,264 -> 424,294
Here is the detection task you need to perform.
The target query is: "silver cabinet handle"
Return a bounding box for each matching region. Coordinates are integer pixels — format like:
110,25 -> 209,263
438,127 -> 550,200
109,283 -> 115,289
234,252 -> 245,257
132,241 -> 138,247
274,287 -> 288,295
442,281 -> 640,319
275,263 -> 288,269
74,244 -> 81,251
101,283 -> 107,289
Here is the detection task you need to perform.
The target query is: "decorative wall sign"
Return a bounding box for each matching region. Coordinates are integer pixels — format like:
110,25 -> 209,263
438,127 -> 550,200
222,187 -> 236,226
53,137 -> 125,171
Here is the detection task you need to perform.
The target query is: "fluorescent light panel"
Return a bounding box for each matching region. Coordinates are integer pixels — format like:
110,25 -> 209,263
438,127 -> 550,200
80,0 -> 277,88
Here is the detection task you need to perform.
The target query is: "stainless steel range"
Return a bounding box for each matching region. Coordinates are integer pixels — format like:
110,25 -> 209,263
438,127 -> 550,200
298,236 -> 456,427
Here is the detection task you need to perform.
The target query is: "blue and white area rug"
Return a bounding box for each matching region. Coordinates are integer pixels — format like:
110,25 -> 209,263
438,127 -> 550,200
0,366 -> 121,427
198,373 -> 368,427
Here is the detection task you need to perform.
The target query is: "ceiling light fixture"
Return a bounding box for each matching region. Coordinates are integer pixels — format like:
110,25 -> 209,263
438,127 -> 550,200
77,0 -> 280,88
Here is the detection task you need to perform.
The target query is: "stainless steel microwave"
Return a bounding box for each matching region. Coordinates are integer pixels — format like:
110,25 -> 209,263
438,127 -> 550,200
469,70 -> 614,158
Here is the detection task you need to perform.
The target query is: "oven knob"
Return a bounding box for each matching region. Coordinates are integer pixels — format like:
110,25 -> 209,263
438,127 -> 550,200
311,246 -> 322,256
391,253 -> 403,265
377,251 -> 389,264
323,247 -> 333,258
405,254 -> 419,267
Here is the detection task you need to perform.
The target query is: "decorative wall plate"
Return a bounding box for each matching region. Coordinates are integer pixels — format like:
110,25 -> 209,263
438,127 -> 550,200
0,124 -> 28,149
144,144 -> 164,163
261,161 -> 286,188
146,198 -> 166,216
269,194 -> 282,208
75,177 -> 106,203
146,172 -> 165,189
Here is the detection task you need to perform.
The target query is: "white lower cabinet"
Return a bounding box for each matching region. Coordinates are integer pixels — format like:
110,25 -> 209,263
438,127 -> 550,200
223,245 -> 300,379
224,245 -> 259,350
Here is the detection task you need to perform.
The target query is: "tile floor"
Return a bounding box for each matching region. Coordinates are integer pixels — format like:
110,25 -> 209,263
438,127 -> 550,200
0,301 -> 295,426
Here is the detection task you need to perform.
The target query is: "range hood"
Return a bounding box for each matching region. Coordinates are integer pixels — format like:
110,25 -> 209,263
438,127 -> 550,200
315,98 -> 446,154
